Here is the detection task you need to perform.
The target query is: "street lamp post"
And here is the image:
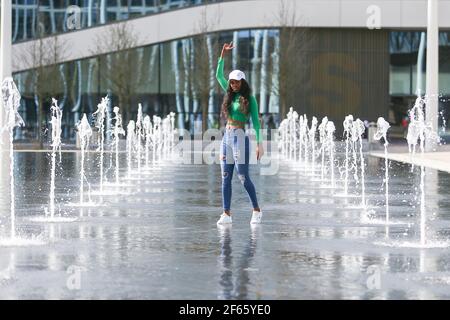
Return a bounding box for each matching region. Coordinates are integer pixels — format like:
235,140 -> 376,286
425,0 -> 439,151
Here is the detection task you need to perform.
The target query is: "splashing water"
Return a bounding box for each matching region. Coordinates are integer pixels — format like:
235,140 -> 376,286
374,117 -> 390,227
343,115 -> 354,196
143,115 -> 152,167
350,119 -> 360,185
1,78 -> 25,239
354,119 -> 366,208
48,98 -> 62,219
127,120 -> 136,176
326,121 -> 336,188
286,108 -> 294,160
292,110 -> 298,162
136,104 -> 144,172
318,117 -> 328,181
406,98 -> 424,172
282,119 -> 288,158
297,115 -> 303,163
153,116 -> 161,164
112,107 -> 125,185
276,106 -> 448,249
76,114 -> 92,205
406,96 -> 441,246
408,98 -> 425,244
309,117 -> 318,174
162,116 -> 171,159
439,110 -> 447,135
169,112 -> 176,156
93,96 -> 108,192
302,115 -> 309,173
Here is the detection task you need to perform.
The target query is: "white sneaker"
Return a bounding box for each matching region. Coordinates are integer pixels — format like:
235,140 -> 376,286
250,210 -> 262,224
217,213 -> 232,225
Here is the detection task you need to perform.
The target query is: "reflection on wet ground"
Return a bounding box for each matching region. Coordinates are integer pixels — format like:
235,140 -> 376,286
1,151 -> 450,299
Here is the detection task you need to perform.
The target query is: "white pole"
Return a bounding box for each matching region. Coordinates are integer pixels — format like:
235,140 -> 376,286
1,0 -> 13,202
416,32 -> 426,96
1,0 -> 13,129
425,0 -> 439,151
260,30 -> 269,114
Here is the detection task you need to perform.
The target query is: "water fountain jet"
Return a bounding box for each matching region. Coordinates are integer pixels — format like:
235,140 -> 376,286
76,114 -> 93,206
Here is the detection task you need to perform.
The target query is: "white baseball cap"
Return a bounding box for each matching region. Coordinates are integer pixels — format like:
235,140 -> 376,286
228,69 -> 246,81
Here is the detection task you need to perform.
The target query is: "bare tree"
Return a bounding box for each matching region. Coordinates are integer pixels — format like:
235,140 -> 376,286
192,3 -> 221,133
92,22 -> 141,125
20,19 -> 68,147
274,0 -> 313,119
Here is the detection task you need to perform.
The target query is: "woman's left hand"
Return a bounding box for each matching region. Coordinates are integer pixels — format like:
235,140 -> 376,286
256,143 -> 264,161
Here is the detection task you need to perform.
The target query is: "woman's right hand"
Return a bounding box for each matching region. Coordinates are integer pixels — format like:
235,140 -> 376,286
221,42 -> 235,57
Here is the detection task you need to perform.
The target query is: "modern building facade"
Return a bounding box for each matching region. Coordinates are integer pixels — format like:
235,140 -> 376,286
2,0 -> 450,141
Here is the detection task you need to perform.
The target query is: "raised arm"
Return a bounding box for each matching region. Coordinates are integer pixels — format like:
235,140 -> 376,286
216,42 -> 235,92
216,57 -> 228,92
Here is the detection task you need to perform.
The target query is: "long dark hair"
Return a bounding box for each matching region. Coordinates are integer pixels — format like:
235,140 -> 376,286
221,79 -> 251,119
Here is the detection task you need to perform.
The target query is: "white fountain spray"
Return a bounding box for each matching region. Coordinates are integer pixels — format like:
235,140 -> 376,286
152,116 -> 158,164
292,110 -> 299,162
169,112 -> 176,156
283,119 -> 289,159
318,117 -> 328,181
407,99 -> 422,173
279,119 -> 288,159
92,96 -> 108,192
326,121 -> 336,188
439,109 -> 446,135
127,120 -> 136,176
350,119 -> 360,188
153,116 -> 162,163
143,115 -> 152,167
303,115 -> 309,174
309,116 -> 318,174
343,115 -> 354,196
286,109 -> 293,160
297,115 -> 303,163
1,78 -> 25,239
407,97 -> 440,246
76,114 -> 92,205
49,98 -> 62,219
374,117 -> 391,225
112,107 -> 125,185
136,104 -> 144,172
162,116 -> 171,159
354,118 -> 367,208
407,98 -> 426,245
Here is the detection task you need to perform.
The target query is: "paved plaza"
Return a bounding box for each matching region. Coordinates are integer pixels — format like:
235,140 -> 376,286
1,151 -> 450,299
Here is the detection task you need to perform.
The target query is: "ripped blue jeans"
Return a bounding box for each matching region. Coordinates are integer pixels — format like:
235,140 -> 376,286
221,128 -> 259,212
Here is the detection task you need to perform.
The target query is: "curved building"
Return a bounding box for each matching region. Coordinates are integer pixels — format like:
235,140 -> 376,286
4,0 -> 450,141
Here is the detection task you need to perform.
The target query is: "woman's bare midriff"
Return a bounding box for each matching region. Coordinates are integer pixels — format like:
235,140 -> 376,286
226,124 -> 244,129
226,118 -> 245,129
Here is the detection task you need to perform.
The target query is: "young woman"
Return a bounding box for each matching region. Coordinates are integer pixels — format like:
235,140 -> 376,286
216,42 -> 264,225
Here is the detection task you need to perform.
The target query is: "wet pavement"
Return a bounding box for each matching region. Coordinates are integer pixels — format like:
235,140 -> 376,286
1,151 -> 450,299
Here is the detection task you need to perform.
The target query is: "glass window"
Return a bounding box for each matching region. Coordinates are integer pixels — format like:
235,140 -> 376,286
440,32 -> 450,95
129,0 -> 159,17
106,0 -> 128,22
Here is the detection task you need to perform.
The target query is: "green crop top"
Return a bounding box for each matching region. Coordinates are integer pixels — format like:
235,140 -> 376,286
216,57 -> 262,143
